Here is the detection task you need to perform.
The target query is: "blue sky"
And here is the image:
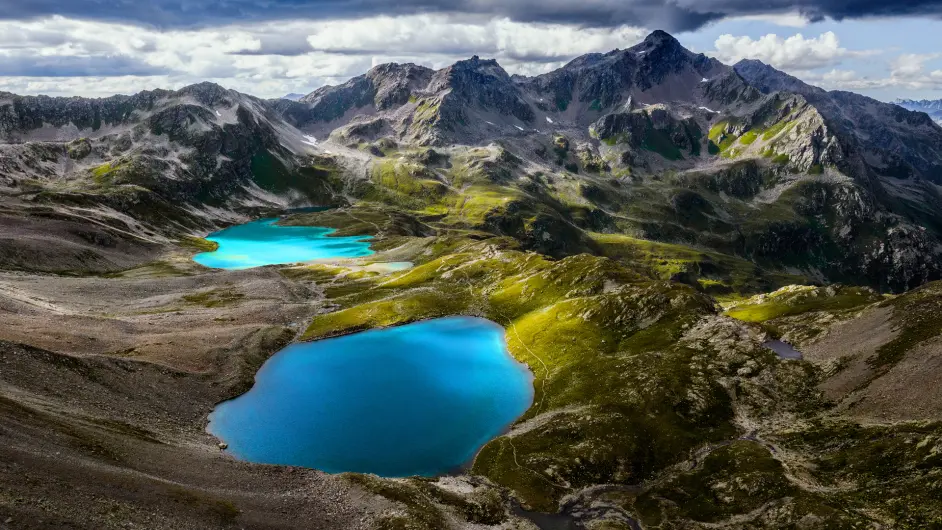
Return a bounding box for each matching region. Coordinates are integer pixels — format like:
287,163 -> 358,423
679,16 -> 942,101
0,1 -> 939,101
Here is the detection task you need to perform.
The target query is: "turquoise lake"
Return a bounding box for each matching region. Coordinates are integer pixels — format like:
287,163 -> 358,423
193,218 -> 374,269
208,316 -> 534,477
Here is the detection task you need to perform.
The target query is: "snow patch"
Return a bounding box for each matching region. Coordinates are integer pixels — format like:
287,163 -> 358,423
701,78 -> 709,83
514,125 -> 524,131
698,106 -> 717,113
485,120 -> 496,126
302,135 -> 318,147
545,116 -> 554,124
215,110 -> 221,117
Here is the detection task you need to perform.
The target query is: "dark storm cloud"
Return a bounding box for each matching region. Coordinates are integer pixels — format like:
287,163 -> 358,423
1,0 -> 941,31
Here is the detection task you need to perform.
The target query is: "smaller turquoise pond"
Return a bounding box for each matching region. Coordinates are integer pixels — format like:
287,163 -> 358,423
208,317 -> 534,477
193,218 -> 374,269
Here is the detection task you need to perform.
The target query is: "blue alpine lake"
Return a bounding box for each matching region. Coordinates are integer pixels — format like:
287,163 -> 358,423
207,316 -> 534,477
193,218 -> 374,269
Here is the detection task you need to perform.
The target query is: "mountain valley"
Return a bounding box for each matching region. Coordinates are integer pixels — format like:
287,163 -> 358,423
2,30 -> 942,530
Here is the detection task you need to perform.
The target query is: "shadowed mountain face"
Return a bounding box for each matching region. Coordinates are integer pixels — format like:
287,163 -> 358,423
3,31 -> 942,289
522,30 -> 733,120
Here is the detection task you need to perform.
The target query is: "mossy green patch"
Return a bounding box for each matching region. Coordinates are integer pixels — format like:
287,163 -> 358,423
708,121 -> 739,153
178,236 -> 219,253
302,287 -> 468,340
708,121 -> 727,141
739,130 -> 759,145
251,152 -> 341,204
725,285 -> 882,323
761,119 -> 797,141
589,232 -> 805,297
368,158 -> 450,212
90,161 -> 126,186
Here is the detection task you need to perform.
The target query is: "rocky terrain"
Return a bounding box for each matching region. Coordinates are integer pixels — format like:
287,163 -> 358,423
2,30 -> 942,529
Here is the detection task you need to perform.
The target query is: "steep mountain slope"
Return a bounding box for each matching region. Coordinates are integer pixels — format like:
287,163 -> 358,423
736,60 -> 942,183
0,82 -> 345,272
521,29 -> 734,122
0,82 -> 333,208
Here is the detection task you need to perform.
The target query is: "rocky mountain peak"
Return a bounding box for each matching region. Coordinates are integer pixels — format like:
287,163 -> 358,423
436,55 -> 510,83
640,29 -> 682,50
367,62 -> 432,80
734,59 -> 822,97
896,98 -> 942,109
176,81 -> 234,107
366,62 -> 434,110
426,55 -> 533,125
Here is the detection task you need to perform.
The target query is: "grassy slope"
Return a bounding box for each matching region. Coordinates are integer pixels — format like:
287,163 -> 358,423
273,227 -> 934,528
297,238 -> 738,511
725,285 -> 884,323
68,130 -> 940,527
264,140 -> 942,526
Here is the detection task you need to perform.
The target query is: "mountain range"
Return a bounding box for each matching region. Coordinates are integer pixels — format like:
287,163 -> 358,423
3,30 -> 942,530
3,30 -> 942,291
896,98 -> 942,123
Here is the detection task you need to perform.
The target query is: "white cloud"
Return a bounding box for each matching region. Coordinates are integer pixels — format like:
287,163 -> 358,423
304,16 -> 646,63
890,53 -> 942,79
804,54 -> 942,92
0,15 -> 647,98
710,31 -> 874,71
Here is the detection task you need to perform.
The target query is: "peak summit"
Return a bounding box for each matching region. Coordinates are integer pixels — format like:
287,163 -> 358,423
451,55 -> 502,70
734,59 -> 772,70
642,30 -> 680,48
